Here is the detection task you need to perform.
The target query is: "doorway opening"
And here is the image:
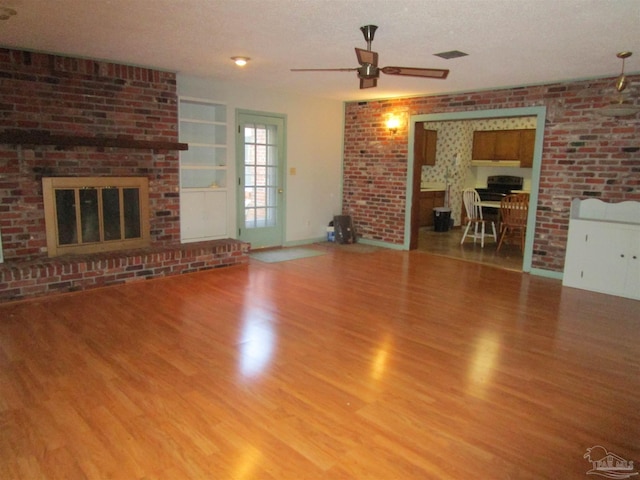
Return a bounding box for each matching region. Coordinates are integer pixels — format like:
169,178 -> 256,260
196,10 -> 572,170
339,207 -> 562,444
406,107 -> 546,273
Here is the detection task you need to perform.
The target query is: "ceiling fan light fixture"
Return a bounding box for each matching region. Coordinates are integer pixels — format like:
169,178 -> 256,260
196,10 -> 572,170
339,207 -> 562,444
596,102 -> 640,117
360,25 -> 378,49
597,51 -> 639,117
357,63 -> 378,79
290,25 -> 450,90
231,56 -> 250,67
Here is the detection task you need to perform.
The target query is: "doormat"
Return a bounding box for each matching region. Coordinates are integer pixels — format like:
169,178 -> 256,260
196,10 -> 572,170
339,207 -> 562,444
316,242 -> 381,254
250,247 -> 326,263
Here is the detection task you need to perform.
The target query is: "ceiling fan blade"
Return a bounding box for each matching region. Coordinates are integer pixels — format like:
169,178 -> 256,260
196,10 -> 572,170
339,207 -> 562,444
381,66 -> 449,79
291,68 -> 358,72
359,77 -> 377,89
355,48 -> 378,67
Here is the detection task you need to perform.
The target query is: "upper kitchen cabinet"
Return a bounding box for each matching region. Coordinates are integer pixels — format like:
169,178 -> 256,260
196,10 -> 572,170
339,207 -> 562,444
414,126 -> 437,167
472,129 -> 535,167
518,129 -> 536,167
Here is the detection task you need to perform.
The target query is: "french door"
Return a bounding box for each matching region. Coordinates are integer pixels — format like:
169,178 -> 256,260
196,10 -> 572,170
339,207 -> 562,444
236,111 -> 286,248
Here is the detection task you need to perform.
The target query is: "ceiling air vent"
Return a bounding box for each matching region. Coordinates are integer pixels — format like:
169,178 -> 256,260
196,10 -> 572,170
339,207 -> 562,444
434,50 -> 468,60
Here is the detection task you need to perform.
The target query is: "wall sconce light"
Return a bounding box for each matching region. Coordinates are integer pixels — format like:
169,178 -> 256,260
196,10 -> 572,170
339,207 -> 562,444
231,56 -> 250,67
386,117 -> 400,134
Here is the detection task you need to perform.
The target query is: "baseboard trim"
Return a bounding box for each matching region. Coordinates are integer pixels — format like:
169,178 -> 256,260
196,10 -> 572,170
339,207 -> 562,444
530,268 -> 563,280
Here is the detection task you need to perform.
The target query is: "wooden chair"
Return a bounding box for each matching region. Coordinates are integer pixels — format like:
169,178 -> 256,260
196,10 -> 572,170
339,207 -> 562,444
497,193 -> 529,252
460,188 -> 497,248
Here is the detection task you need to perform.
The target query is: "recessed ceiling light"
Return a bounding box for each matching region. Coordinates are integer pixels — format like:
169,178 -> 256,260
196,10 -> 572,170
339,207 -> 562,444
231,56 -> 250,67
434,50 -> 468,60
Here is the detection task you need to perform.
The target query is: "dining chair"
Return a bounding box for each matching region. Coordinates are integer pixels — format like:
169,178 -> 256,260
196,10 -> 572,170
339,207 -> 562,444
460,188 -> 497,248
497,193 -> 529,252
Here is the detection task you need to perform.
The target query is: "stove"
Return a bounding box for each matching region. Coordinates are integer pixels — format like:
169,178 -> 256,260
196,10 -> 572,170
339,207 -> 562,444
475,175 -> 524,201
474,176 -> 524,224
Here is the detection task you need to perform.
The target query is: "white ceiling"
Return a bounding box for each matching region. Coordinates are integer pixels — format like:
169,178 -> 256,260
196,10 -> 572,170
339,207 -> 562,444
0,0 -> 639,102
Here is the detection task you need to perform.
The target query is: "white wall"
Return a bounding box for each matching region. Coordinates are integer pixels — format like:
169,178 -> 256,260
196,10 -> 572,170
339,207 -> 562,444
177,75 -> 344,245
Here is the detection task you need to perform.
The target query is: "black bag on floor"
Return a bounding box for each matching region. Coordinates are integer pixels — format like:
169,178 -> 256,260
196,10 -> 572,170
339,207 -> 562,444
333,215 -> 356,244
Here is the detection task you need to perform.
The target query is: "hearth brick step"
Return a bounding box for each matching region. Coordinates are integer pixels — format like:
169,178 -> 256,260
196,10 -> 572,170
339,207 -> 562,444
0,239 -> 249,303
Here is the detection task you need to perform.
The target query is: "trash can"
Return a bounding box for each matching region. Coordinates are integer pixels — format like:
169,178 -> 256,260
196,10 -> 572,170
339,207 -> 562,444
433,207 -> 452,232
326,226 -> 335,242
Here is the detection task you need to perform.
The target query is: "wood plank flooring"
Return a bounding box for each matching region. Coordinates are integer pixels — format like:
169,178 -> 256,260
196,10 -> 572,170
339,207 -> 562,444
0,246 -> 638,479
419,227 -> 524,271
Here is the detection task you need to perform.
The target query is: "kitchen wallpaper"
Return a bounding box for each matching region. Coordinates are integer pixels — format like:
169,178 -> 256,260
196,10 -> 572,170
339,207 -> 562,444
420,116 -> 536,225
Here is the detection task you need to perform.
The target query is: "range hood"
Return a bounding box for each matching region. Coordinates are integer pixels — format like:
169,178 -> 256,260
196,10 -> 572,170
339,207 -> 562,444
471,159 -> 521,167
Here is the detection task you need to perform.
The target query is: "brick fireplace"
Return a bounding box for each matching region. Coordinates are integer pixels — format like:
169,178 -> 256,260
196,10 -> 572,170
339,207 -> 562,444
0,48 -> 248,302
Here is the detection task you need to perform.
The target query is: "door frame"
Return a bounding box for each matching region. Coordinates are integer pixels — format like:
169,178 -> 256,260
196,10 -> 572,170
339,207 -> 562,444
235,109 -> 287,249
405,106 -> 546,273
409,127 -> 423,249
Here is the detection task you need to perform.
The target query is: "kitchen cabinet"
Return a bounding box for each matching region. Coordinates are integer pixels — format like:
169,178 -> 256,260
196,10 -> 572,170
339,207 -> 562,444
472,129 -> 535,166
419,190 -> 445,227
519,129 -> 536,167
414,126 -> 437,167
563,199 -> 640,300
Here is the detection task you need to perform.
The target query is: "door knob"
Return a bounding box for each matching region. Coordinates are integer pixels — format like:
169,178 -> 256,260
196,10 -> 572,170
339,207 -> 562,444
278,188 -> 284,194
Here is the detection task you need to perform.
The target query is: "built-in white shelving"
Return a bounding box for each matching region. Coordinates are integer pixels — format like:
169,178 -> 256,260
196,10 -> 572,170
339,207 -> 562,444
179,98 -> 228,242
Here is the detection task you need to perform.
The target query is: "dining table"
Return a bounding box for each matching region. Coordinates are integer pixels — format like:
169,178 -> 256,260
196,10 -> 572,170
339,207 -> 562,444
479,200 -> 501,209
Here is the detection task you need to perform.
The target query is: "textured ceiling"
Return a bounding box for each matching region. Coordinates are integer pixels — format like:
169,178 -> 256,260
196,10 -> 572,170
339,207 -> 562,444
0,0 -> 638,101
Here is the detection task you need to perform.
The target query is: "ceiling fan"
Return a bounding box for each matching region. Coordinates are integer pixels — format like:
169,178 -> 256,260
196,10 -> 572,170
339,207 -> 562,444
290,25 -> 450,89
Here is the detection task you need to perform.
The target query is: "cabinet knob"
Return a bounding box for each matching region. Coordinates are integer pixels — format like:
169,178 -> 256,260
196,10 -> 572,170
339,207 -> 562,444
620,254 -> 625,258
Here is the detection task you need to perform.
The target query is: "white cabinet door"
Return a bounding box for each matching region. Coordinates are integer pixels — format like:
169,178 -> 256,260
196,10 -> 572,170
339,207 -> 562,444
578,224 -> 628,295
180,190 -> 227,242
563,219 -> 590,289
621,229 -> 640,299
564,219 -> 640,299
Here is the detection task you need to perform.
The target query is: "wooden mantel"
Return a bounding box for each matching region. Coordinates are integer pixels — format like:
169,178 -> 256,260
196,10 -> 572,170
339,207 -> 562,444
0,130 -> 188,151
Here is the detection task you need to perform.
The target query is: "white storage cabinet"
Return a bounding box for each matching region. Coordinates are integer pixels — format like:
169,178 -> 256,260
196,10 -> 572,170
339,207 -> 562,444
563,199 -> 640,300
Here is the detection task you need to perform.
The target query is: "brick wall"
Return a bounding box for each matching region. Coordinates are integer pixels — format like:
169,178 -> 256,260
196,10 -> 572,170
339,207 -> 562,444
0,240 -> 249,302
0,48 -> 249,302
343,79 -> 640,272
0,48 -> 180,261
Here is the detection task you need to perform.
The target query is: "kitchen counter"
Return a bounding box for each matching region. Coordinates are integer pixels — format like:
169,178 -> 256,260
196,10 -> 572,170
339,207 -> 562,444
419,189 -> 446,227
420,182 -> 446,192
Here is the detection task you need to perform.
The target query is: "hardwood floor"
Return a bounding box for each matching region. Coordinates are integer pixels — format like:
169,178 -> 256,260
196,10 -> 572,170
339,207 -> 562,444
1,246 -> 638,479
419,226 -> 524,271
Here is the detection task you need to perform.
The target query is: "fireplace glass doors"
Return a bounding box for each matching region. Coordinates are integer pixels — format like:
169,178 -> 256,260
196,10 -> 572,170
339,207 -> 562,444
42,177 -> 150,257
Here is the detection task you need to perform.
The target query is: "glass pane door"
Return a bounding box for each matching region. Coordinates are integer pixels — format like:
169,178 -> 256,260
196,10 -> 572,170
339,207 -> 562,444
244,123 -> 278,228
237,112 -> 285,248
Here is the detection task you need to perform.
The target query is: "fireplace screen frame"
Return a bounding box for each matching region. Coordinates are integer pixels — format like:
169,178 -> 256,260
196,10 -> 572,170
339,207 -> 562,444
42,176 -> 150,257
